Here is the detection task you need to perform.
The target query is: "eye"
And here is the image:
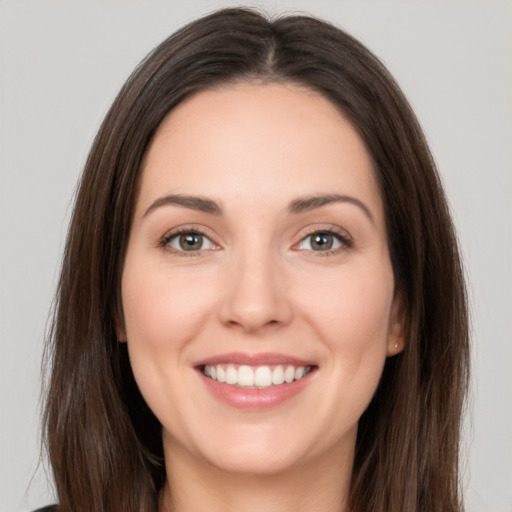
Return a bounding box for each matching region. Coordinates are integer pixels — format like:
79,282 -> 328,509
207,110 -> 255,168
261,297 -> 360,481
296,230 -> 350,252
163,230 -> 217,253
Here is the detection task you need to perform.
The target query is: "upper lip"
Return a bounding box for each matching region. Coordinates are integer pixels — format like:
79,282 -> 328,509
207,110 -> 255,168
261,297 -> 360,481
194,352 -> 316,367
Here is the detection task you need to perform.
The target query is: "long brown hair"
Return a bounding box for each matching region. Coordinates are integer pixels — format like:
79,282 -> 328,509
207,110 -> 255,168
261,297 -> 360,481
43,8 -> 469,512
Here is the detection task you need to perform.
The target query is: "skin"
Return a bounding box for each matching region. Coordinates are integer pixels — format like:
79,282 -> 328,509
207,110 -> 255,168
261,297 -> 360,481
119,82 -> 405,512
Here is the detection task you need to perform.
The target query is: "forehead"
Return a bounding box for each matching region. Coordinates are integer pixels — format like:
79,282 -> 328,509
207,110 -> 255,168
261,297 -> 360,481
137,82 -> 383,221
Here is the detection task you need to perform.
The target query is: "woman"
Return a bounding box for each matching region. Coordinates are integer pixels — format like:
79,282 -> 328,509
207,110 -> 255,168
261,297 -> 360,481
39,7 -> 469,512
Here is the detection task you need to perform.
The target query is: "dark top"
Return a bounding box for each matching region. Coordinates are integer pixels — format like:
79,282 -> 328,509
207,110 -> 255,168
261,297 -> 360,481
32,507 -> 57,512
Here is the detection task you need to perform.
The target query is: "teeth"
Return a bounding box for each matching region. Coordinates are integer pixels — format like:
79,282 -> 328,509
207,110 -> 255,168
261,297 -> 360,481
225,365 -> 237,385
254,366 -> 272,387
238,365 -> 254,386
202,364 -> 311,388
272,366 -> 285,385
284,365 -> 295,383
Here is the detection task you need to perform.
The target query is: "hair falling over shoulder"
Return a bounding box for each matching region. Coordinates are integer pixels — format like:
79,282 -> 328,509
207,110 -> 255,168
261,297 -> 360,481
42,8 -> 469,512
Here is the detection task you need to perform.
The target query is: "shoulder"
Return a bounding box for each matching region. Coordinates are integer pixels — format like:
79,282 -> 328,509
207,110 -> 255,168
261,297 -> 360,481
31,507 -> 58,512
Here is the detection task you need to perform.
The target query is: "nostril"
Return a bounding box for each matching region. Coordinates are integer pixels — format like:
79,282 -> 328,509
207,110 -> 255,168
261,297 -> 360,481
218,265 -> 294,332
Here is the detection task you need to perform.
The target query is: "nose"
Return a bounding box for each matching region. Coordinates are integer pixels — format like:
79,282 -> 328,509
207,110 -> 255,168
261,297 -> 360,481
218,247 -> 293,334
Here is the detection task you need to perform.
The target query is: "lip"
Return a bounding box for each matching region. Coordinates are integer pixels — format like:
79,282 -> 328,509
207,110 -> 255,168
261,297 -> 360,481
194,351 -> 316,367
194,352 -> 317,410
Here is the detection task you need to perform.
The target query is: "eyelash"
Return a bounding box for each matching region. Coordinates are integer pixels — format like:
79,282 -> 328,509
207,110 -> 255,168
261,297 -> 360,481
159,226 -> 352,257
159,227 -> 215,257
295,226 -> 352,256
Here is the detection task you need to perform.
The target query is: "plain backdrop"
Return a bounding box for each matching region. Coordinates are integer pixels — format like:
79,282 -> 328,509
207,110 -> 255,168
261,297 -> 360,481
0,1 -> 510,511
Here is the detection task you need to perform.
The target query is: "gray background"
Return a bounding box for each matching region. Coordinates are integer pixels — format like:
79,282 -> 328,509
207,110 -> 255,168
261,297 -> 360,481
1,1 -> 510,511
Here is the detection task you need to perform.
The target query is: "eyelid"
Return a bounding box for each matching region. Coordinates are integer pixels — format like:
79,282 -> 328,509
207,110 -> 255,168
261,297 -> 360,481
159,225 -> 221,255
158,223 -> 352,256
292,225 -> 353,253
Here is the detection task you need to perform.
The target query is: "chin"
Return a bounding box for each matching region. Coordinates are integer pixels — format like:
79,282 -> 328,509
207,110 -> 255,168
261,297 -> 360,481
203,445 -> 306,477
167,416 -> 357,479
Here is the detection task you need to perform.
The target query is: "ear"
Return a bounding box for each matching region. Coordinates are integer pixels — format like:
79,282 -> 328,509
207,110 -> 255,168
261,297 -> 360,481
113,301 -> 127,343
386,289 -> 407,356
116,323 -> 127,343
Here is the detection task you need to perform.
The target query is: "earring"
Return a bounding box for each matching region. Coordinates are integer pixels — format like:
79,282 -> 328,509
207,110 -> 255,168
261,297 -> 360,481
394,342 -> 399,350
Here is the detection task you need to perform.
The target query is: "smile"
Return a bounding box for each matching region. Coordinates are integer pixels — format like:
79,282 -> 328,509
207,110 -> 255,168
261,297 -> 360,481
202,364 -> 313,388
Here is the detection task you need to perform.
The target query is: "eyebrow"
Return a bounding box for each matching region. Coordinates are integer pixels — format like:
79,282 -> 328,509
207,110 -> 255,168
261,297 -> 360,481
143,192 -> 374,223
143,194 -> 223,217
288,194 -> 374,223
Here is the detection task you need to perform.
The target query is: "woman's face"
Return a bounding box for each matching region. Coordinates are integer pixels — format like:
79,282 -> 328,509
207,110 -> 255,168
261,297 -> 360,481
120,82 -> 404,476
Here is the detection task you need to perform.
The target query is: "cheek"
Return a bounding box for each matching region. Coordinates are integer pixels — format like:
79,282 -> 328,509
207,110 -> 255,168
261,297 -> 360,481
295,259 -> 394,411
120,259 -> 220,429
299,262 -> 395,353
119,259 -> 220,410
121,259 -> 217,349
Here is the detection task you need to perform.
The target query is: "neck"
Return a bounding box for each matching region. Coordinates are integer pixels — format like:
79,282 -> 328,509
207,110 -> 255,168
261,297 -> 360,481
159,441 -> 353,512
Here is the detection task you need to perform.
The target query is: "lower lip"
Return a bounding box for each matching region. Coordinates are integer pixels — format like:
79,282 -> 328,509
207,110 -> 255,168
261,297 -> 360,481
198,370 -> 315,410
